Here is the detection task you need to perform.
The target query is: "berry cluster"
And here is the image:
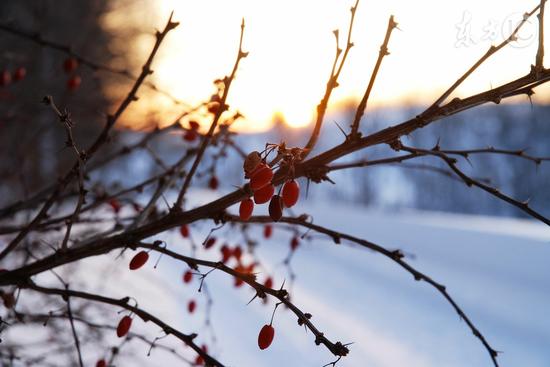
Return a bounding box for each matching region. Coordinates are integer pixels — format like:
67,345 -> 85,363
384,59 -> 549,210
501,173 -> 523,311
239,149 -> 301,222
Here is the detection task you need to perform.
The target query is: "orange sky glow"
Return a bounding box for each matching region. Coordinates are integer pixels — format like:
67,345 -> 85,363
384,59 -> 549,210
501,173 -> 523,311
101,0 -> 550,132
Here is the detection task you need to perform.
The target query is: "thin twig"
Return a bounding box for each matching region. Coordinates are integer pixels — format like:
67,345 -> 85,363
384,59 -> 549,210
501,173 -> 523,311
302,0 -> 360,156
0,13 -> 179,260
536,0 -> 547,71
222,214 -> 500,367
65,289 -> 84,367
174,19 -> 248,208
349,15 -> 398,138
424,4 -> 541,112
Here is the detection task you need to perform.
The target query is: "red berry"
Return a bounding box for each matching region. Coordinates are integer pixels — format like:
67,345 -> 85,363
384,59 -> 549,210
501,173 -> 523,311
268,195 -> 283,222
67,75 -> 81,91
263,225 -> 273,239
258,324 -> 275,350
264,277 -> 273,289
96,359 -> 107,367
290,236 -> 300,251
108,198 -> 121,213
194,345 -> 208,365
249,164 -> 274,191
233,246 -> 243,261
183,270 -> 193,283
63,57 -> 78,73
220,244 -> 232,263
282,180 -> 300,207
0,70 -> 11,87
253,184 -> 275,204
129,251 -> 149,270
208,176 -> 219,190
204,237 -> 216,249
189,120 -> 200,130
183,130 -> 197,142
180,224 -> 190,238
13,67 -> 26,82
194,355 -> 204,366
239,198 -> 254,221
116,315 -> 132,337
188,299 -> 196,313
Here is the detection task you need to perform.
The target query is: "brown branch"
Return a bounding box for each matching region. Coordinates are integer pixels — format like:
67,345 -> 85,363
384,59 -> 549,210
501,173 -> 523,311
222,214 -> 500,367
424,4 -> 541,112
350,15 -> 398,138
16,312 -> 195,365
42,96 -> 87,251
174,19 -> 248,208
439,147 -> 550,165
302,0 -> 360,156
0,13 -> 179,260
0,22 -> 188,106
65,289 -> 84,367
399,144 -> 550,225
22,280 -> 225,367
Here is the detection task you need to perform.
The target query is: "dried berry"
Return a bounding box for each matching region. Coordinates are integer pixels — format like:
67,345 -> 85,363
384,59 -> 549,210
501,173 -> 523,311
243,151 -> 261,175
96,359 -> 107,367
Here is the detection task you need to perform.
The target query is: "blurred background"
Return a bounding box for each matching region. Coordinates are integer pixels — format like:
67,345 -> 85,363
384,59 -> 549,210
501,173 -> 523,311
1,0 -> 549,219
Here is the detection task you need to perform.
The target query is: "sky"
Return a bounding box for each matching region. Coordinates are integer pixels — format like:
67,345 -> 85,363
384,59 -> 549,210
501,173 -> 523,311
103,0 -> 549,131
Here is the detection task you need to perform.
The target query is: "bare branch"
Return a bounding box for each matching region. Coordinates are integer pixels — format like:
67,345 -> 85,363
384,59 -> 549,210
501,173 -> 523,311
350,15 -> 398,138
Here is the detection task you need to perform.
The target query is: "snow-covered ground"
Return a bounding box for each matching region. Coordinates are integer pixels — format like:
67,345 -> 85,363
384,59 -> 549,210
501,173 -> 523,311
86,189 -> 550,367
11,190 -> 549,367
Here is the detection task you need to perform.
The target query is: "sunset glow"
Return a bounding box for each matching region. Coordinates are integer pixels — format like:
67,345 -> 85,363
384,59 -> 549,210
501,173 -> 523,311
102,0 -> 549,131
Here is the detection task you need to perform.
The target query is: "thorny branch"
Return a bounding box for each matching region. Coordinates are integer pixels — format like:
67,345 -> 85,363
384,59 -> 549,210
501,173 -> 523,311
0,12 -> 179,261
1,2 -> 550,367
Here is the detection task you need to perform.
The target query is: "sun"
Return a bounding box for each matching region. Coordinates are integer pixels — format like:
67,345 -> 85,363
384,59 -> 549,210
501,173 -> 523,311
103,0 -> 550,132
